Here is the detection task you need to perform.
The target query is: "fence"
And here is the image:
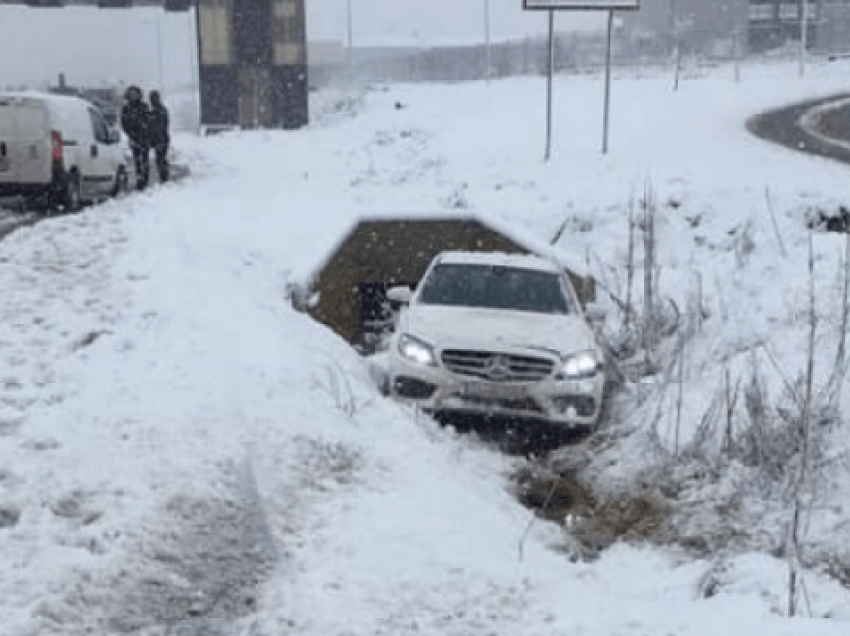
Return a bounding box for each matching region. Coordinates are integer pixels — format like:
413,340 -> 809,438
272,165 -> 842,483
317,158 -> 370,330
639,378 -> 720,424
310,11 -> 850,87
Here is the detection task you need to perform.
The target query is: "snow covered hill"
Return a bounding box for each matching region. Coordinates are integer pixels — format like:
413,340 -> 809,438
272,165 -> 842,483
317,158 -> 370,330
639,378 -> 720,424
1,59 -> 850,635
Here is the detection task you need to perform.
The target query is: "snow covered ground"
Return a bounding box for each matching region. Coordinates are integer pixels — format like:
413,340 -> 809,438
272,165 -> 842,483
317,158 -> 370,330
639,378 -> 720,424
2,59 -> 850,635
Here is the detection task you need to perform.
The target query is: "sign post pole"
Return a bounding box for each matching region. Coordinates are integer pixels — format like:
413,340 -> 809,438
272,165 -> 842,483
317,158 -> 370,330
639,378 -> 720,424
522,1 -> 640,159
799,0 -> 808,78
545,9 -> 555,161
602,9 -> 614,154
484,0 -> 492,81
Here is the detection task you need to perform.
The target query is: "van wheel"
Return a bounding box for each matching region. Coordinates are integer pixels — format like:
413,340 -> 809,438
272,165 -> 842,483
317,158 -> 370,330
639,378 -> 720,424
63,172 -> 81,211
111,166 -> 128,198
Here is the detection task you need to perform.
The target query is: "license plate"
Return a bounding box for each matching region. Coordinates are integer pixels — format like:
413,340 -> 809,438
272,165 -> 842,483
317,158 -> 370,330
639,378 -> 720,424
463,381 -> 528,401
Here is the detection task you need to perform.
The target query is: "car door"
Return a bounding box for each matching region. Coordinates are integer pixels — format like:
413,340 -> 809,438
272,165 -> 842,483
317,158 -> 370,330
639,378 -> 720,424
85,106 -> 116,197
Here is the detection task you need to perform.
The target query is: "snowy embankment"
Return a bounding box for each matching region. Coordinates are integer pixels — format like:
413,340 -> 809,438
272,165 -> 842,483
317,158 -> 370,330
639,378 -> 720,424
1,59 -> 850,635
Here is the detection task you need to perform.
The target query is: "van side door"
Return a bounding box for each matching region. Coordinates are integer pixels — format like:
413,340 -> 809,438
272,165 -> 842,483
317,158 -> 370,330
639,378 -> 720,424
15,100 -> 50,185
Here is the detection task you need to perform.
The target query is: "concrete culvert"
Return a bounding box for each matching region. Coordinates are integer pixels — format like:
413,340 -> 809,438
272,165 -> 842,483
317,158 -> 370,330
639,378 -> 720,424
294,215 -> 594,354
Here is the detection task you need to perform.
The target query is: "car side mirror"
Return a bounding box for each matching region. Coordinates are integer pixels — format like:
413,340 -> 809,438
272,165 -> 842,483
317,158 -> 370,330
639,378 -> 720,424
386,286 -> 412,304
584,304 -> 607,324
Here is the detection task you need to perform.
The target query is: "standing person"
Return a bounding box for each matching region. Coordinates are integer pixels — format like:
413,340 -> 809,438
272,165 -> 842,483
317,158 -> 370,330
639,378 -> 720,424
120,85 -> 150,190
148,90 -> 170,183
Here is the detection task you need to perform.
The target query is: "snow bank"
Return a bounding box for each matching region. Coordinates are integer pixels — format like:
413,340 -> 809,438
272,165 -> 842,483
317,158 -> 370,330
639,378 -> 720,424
2,58 -> 850,635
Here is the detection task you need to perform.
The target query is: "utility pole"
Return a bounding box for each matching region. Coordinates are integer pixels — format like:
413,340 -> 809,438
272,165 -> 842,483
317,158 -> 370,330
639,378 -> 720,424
799,0 -> 808,77
602,10 -> 614,154
544,10 -> 554,162
484,0 -> 492,81
346,0 -> 354,61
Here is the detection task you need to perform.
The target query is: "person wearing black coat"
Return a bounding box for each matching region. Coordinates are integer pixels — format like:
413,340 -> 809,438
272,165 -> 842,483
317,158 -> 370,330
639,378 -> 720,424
120,85 -> 150,190
148,90 -> 170,183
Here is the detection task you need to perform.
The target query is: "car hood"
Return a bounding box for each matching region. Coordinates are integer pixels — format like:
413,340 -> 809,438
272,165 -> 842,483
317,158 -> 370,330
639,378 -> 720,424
404,304 -> 597,358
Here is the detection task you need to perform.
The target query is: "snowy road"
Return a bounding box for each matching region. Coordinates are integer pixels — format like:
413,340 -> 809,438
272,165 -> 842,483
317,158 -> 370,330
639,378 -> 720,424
0,162 -> 190,242
0,204 -> 34,240
747,92 -> 850,164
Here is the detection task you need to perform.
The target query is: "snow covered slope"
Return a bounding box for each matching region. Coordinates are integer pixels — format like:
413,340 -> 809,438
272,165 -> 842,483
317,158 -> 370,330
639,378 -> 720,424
1,59 -> 850,635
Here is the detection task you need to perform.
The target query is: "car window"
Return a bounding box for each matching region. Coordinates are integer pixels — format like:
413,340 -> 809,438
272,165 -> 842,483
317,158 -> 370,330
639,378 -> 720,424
418,263 -> 572,314
88,108 -> 110,144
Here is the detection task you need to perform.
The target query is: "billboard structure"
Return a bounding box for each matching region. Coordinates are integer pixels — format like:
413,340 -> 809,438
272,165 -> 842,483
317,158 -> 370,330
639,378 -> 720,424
196,0 -> 308,131
522,0 -> 640,158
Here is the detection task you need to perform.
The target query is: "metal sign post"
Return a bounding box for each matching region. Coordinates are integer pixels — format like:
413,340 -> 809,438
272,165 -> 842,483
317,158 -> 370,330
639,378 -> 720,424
545,10 -> 555,161
799,0 -> 808,78
602,9 -> 613,154
484,0 -> 493,81
523,0 -> 640,158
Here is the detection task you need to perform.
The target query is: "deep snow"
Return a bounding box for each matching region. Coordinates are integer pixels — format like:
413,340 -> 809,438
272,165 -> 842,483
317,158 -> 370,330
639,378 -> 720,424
1,59 -> 850,635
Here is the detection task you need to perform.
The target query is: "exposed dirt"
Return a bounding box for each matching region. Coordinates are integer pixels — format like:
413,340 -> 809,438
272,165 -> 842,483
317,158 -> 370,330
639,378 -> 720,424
0,502 -> 21,529
511,460 -> 672,559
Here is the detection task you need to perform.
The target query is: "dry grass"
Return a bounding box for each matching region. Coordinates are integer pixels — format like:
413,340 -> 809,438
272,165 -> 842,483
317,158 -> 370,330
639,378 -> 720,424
512,465 -> 671,559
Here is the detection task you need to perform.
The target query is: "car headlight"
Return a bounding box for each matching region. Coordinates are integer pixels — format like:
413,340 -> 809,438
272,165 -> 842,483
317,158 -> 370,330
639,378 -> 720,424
559,350 -> 601,380
398,334 -> 438,367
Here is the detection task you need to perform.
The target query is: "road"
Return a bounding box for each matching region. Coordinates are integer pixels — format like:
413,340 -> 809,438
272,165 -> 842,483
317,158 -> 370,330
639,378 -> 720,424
0,205 -> 38,240
747,94 -> 850,165
0,162 -> 190,241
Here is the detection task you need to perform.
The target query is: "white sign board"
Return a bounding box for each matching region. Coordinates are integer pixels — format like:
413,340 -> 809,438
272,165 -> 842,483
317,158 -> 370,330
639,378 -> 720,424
523,0 -> 640,9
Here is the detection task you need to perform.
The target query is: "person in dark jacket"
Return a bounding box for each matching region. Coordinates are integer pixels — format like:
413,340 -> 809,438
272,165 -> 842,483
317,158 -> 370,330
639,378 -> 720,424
148,90 -> 170,183
120,85 -> 150,190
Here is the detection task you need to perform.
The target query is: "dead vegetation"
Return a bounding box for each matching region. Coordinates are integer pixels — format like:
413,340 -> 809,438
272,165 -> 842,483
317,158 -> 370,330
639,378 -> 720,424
516,186 -> 850,603
512,463 -> 671,560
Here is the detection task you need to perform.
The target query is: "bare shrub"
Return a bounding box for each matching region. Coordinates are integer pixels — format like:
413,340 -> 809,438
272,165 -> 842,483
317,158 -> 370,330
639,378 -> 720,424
511,465 -> 671,560
566,491 -> 671,560
512,466 -> 596,525
592,183 -> 681,385
822,554 -> 850,590
294,436 -> 364,491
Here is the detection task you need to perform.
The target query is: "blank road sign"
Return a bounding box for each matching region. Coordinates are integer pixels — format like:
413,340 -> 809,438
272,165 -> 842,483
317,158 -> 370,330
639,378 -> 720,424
522,0 -> 640,9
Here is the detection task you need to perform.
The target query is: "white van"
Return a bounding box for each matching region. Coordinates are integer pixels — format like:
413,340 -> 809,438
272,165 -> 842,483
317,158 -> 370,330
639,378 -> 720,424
0,92 -> 128,211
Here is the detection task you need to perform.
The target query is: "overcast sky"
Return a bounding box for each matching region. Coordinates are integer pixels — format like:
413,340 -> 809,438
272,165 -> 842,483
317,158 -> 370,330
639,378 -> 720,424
308,0 -> 606,45
0,3 -> 606,89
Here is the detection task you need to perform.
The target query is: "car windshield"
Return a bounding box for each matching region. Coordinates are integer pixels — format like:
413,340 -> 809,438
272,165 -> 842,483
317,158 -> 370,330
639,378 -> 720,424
418,263 -> 571,314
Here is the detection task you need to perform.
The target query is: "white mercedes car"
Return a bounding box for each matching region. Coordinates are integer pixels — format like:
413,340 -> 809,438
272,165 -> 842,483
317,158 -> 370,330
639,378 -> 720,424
387,251 -> 606,429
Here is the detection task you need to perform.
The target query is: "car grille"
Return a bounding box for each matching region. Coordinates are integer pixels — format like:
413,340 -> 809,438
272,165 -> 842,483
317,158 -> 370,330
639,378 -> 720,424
458,396 -> 546,414
441,349 -> 555,382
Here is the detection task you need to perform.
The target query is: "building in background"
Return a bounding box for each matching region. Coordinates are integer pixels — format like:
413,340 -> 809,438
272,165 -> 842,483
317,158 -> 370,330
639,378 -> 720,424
621,0 -> 850,56
746,0 -> 850,52
621,0 -> 746,56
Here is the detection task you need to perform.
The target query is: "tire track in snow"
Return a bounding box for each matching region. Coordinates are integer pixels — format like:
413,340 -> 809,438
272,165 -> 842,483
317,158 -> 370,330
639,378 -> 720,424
30,456 -> 278,636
